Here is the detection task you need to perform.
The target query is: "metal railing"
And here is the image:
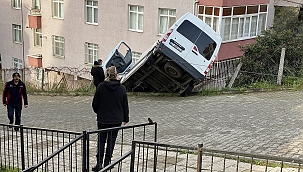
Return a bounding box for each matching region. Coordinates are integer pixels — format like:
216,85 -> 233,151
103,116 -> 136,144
84,118 -> 157,171
0,124 -> 81,171
129,140 -> 303,172
22,134 -> 84,172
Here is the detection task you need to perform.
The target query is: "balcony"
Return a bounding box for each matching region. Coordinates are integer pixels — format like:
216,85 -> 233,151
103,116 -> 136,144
28,9 -> 41,29
28,54 -> 42,68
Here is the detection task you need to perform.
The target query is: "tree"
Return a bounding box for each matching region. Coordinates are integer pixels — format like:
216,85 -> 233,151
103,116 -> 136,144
233,6 -> 303,87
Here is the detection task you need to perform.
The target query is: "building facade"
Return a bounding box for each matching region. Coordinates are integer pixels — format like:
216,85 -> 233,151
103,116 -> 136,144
0,0 -> 194,83
0,0 -> 275,89
197,0 -> 274,61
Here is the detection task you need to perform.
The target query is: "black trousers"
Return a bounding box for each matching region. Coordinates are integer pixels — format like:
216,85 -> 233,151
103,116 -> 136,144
96,123 -> 121,166
7,104 -> 22,125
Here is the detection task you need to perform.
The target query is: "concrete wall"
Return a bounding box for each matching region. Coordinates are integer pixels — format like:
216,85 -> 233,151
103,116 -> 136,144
274,0 -> 303,7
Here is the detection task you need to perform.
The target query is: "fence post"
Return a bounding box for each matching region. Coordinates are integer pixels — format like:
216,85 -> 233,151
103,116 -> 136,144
130,141 -> 136,172
277,48 -> 286,86
227,62 -> 242,88
82,130 -> 87,172
2,69 -> 6,83
41,68 -> 45,91
20,125 -> 25,170
197,143 -> 203,172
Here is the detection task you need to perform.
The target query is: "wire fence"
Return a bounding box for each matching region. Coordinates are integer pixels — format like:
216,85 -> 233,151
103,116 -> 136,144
1,67 -> 93,92
1,47 -> 297,93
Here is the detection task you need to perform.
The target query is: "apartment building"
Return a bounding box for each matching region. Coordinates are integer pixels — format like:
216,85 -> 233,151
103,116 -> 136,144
0,0 -> 275,89
196,0 -> 274,86
0,0 -> 194,83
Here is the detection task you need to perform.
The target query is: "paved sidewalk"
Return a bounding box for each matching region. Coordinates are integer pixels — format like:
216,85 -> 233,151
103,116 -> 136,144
1,91 -> 303,159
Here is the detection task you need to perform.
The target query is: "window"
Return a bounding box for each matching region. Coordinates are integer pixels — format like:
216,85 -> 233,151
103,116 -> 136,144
52,36 -> 65,58
34,28 -> 42,47
198,6 -> 220,32
128,5 -> 144,31
52,0 -> 64,19
177,20 -> 201,43
132,51 -> 142,64
12,0 -> 21,9
12,24 -> 22,43
86,0 -> 98,24
195,32 -> 217,60
158,8 -> 176,34
32,0 -> 40,10
85,42 -> 98,64
12,58 -> 22,69
198,5 -> 268,42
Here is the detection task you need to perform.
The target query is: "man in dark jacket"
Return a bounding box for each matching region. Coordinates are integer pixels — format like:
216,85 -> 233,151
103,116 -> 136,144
2,72 -> 28,131
92,66 -> 129,171
91,59 -> 105,88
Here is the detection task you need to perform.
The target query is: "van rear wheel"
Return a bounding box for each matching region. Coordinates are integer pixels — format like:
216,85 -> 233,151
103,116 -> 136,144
180,82 -> 194,97
164,62 -> 183,79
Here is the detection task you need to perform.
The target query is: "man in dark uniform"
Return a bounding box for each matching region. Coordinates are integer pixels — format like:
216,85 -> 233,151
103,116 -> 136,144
2,72 -> 28,131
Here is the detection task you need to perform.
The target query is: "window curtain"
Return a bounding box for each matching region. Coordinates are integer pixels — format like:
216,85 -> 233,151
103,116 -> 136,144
213,17 -> 218,33
94,7 -> 98,23
159,16 -> 168,34
244,17 -> 250,37
222,17 -> 231,41
250,16 -> 258,37
257,14 -> 266,35
138,14 -> 143,30
59,2 -> 64,18
87,6 -> 92,23
238,18 -> 244,38
231,18 -> 239,40
129,12 -> 136,29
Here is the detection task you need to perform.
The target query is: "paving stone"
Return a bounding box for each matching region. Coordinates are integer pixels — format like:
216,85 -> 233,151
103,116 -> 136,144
1,91 -> 303,160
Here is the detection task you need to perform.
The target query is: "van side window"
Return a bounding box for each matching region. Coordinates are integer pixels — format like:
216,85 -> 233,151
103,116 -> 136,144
177,20 -> 201,43
195,32 -> 217,60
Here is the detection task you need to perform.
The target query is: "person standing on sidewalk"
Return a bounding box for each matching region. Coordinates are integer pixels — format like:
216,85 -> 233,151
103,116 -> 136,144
92,66 -> 129,171
2,72 -> 28,131
91,59 -> 105,89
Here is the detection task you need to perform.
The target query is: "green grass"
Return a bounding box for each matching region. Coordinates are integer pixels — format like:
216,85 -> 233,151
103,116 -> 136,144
0,166 -> 20,172
2,76 -> 303,97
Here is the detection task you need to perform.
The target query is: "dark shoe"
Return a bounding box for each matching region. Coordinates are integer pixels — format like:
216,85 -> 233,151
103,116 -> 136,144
104,156 -> 111,168
8,123 -> 13,128
92,164 -> 102,171
14,127 -> 19,132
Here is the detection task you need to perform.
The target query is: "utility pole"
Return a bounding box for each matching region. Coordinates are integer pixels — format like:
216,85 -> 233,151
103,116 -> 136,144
20,0 -> 26,82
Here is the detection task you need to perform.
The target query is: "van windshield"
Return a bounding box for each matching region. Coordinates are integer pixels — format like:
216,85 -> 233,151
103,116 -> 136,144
177,20 -> 217,60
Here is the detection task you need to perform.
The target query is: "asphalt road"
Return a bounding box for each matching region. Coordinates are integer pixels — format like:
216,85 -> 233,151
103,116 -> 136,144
1,91 -> 303,158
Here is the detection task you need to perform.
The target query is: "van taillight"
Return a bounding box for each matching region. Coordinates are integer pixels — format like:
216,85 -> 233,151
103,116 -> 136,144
204,61 -> 213,75
162,29 -> 173,42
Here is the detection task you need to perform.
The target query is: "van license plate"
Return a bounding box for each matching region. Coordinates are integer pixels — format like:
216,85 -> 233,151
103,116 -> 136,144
169,40 -> 184,52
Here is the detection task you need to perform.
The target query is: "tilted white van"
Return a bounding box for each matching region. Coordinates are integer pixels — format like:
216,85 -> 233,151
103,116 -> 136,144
103,12 -> 222,96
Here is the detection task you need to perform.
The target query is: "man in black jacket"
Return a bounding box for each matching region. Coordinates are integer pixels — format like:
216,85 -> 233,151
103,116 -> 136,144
91,59 -> 105,88
2,72 -> 28,131
92,66 -> 129,171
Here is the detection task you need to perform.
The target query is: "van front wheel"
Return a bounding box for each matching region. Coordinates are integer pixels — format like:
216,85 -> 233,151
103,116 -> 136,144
164,62 -> 183,79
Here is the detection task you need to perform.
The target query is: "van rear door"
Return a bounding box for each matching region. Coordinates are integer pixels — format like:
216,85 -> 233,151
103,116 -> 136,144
189,25 -> 220,74
104,41 -> 132,75
162,16 -> 200,61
